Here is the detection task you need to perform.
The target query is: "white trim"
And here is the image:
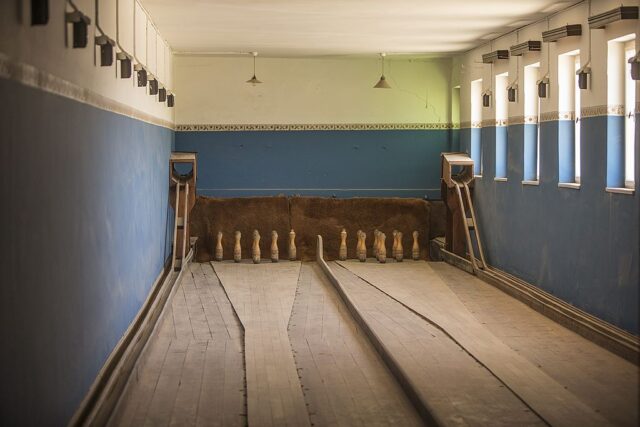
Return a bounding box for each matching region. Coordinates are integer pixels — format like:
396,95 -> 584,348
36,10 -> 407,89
558,182 -> 581,190
494,177 -> 508,182
606,187 -> 635,195
522,180 -> 540,186
474,174 -> 483,178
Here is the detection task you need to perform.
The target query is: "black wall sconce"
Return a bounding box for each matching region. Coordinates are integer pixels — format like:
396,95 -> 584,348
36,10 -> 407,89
629,51 -> 640,80
117,53 -> 132,78
135,64 -> 147,87
167,94 -> 175,107
576,64 -> 591,89
507,83 -> 518,103
95,35 -> 115,67
482,90 -> 492,107
537,77 -> 549,98
149,78 -> 159,95
31,0 -> 49,25
65,10 -> 91,48
158,87 -> 167,102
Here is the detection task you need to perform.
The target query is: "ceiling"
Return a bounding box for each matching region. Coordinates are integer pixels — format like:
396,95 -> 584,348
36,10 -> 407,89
140,0 -> 577,57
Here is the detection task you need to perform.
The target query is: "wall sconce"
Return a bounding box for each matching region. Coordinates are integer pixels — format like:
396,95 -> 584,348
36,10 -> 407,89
95,35 -> 115,67
65,10 -> 91,48
628,51 -> 640,80
134,64 -> 147,87
167,94 -> 175,107
576,64 -> 591,89
31,0 -> 49,25
158,87 -> 167,102
149,77 -> 159,95
537,77 -> 549,98
507,83 -> 518,103
117,52 -> 132,78
482,90 -> 492,107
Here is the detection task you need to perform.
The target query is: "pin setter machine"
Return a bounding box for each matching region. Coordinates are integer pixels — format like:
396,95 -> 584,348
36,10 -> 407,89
169,152 -> 197,271
440,153 -> 487,272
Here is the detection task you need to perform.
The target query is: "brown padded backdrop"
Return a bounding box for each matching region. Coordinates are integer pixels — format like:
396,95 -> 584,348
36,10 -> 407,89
189,196 -> 445,262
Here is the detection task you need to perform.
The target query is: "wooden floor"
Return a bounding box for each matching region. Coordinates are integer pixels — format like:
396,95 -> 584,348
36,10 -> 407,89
109,263 -> 246,427
336,259 -> 639,427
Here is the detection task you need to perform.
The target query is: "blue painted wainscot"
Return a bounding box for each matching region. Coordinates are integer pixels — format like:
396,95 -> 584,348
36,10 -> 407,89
460,117 -> 639,334
0,78 -> 175,425
175,129 -> 452,199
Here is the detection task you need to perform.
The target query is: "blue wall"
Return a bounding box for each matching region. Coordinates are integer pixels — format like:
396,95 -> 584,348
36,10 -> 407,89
175,129 -> 451,199
0,78 -> 174,425
460,118 -> 639,334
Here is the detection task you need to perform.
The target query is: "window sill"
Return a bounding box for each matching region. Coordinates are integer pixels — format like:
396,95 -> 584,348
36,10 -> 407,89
494,177 -> 507,182
558,182 -> 581,190
606,187 -> 635,195
522,180 -> 539,186
474,174 -> 483,179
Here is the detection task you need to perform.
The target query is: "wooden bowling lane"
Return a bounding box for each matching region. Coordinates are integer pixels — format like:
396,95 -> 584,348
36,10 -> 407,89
336,260 -> 624,427
288,263 -> 422,427
329,262 -> 546,426
213,261 -> 310,427
108,263 -> 246,427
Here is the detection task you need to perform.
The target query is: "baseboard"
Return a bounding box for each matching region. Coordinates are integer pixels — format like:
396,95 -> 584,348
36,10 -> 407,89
430,238 -> 639,365
68,249 -> 193,427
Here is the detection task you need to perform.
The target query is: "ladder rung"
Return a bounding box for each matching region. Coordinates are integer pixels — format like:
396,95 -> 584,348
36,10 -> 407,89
466,218 -> 475,228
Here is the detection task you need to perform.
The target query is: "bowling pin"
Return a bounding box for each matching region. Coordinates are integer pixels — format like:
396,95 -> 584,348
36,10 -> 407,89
339,228 -> 347,261
357,230 -> 367,262
252,230 -> 261,264
378,232 -> 387,263
215,231 -> 223,261
271,230 -> 279,262
412,231 -> 420,260
395,231 -> 403,262
392,230 -> 398,259
373,229 -> 379,258
289,229 -> 297,261
234,231 -> 242,262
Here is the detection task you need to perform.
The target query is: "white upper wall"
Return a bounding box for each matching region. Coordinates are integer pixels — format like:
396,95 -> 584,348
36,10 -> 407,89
456,0 -> 639,124
0,0 -> 174,124
174,55 -> 452,125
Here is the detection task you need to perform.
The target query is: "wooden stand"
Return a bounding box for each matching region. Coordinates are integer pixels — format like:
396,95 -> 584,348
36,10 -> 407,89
169,152 -> 197,271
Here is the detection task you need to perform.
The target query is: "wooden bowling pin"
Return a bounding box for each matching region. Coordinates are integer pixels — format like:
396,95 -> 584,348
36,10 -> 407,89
372,229 -> 379,258
252,230 -> 261,264
392,230 -> 398,259
378,233 -> 387,263
233,231 -> 242,262
339,228 -> 347,261
215,231 -> 223,261
412,231 -> 420,260
357,230 -> 367,262
271,230 -> 279,262
395,231 -> 403,262
288,229 -> 297,261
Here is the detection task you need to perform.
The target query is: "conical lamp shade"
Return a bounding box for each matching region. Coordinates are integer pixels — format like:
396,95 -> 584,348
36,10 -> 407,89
246,75 -> 262,84
374,75 -> 391,89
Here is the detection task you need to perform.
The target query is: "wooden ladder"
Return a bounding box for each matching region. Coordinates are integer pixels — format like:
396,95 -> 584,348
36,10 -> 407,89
453,181 -> 487,272
171,179 -> 190,272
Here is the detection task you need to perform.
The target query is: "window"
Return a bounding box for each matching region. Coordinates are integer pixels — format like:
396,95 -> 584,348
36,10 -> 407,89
558,50 -> 580,186
523,63 -> 540,182
607,35 -> 636,191
624,41 -> 636,189
495,73 -> 508,180
471,78 -> 483,176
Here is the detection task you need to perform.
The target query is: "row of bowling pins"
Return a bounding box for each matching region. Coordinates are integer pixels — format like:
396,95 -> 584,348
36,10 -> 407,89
340,229 -> 420,262
214,230 -> 296,263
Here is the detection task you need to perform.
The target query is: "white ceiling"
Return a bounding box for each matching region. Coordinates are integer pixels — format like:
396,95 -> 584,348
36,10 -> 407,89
140,0 -> 576,57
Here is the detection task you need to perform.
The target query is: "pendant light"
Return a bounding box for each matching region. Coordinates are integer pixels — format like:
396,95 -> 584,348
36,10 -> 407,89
374,53 -> 391,89
246,51 -> 262,85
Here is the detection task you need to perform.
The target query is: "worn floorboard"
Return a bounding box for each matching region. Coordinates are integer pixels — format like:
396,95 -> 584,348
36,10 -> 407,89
337,260 -> 635,427
108,263 -> 246,427
288,262 -> 422,427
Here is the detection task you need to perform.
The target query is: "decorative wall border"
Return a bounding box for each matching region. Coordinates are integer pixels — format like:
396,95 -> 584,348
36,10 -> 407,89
0,53 -> 174,130
175,122 -> 457,132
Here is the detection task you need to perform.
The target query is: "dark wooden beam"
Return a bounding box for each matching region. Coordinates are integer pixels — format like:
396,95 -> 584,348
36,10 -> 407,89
589,6 -> 638,29
542,24 -> 582,42
510,40 -> 542,56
